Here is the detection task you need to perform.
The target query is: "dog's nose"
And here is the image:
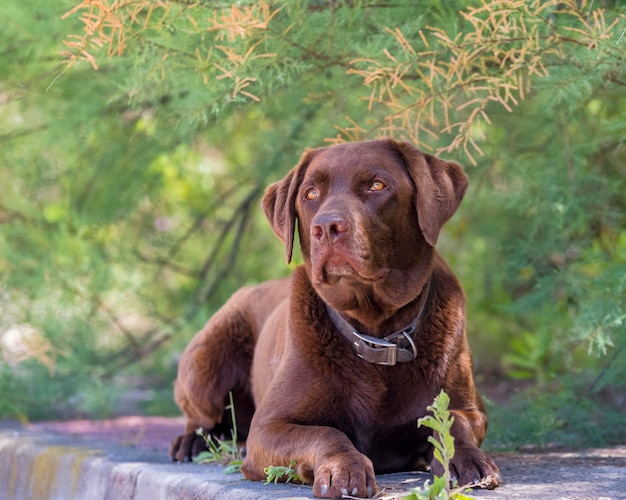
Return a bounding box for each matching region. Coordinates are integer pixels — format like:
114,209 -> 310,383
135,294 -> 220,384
311,213 -> 348,242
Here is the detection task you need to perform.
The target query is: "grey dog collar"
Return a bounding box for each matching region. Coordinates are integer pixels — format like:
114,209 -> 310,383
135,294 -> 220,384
325,280 -> 431,366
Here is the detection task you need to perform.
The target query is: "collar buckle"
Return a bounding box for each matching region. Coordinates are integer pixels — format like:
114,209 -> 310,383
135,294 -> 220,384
352,331 -> 399,366
325,279 -> 430,367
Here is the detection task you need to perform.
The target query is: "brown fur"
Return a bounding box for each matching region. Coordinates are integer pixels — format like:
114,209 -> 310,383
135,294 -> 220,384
170,139 -> 501,498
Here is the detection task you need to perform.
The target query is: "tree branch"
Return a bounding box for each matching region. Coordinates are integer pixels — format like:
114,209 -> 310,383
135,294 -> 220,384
103,104 -> 320,375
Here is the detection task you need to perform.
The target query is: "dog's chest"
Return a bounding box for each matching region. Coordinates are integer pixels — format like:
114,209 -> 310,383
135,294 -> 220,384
338,363 -> 431,453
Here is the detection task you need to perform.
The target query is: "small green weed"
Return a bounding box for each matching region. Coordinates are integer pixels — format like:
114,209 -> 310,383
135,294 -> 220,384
407,390 -> 479,500
193,392 -> 243,474
264,460 -> 300,484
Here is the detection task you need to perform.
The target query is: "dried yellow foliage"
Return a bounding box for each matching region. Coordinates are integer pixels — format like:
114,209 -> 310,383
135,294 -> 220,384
334,0 -> 624,162
60,0 -> 624,162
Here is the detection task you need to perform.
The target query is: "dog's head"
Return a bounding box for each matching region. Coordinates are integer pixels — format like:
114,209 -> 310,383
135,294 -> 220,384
262,139 -> 468,315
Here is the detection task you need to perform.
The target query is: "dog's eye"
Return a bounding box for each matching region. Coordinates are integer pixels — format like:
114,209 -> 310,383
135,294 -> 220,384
369,180 -> 385,191
305,187 -> 319,201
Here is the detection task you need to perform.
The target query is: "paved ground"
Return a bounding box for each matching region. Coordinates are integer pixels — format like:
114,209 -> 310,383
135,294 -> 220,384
1,417 -> 624,499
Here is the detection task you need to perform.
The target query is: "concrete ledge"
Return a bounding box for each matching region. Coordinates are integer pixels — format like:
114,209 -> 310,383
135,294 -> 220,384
1,419 -> 625,499
0,426 -> 317,499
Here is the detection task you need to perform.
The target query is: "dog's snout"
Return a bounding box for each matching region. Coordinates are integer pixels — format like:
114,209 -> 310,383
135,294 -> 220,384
312,213 -> 348,241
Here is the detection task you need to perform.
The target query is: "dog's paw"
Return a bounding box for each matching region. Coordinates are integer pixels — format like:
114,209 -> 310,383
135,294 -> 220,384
169,428 -> 211,463
431,446 -> 502,490
313,452 -> 377,498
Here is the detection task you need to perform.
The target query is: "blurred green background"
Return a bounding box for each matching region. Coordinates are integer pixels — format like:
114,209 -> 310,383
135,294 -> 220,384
1,0 -> 624,450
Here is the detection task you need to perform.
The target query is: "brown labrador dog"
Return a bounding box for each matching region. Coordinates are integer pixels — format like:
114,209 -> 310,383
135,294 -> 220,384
170,139 -> 502,498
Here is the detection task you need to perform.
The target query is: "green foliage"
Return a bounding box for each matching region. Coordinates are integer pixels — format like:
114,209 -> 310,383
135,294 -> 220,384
411,391 -> 475,500
406,476 -> 475,500
0,0 -> 625,450
418,391 -> 456,492
486,370 -> 626,450
193,429 -> 243,473
264,460 -> 300,485
194,392 -> 243,473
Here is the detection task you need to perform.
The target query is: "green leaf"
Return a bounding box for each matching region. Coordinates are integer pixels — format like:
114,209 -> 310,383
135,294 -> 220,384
264,460 -> 299,485
224,460 -> 243,474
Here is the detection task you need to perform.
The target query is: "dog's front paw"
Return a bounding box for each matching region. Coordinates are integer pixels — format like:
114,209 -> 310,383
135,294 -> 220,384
431,446 -> 502,490
313,452 -> 377,498
169,428 -> 211,463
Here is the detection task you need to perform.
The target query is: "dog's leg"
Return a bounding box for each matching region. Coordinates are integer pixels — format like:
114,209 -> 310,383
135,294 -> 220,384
241,421 -> 378,498
437,408 -> 502,489
169,293 -> 257,462
434,362 -> 502,489
240,361 -> 379,499
170,279 -> 290,463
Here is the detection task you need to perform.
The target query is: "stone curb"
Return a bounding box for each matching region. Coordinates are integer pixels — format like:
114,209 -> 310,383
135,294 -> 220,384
0,429 -> 317,499
1,421 -> 625,499
0,425 -> 433,500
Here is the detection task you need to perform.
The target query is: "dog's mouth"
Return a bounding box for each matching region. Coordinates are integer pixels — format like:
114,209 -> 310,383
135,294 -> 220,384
311,246 -> 386,284
324,257 -> 354,277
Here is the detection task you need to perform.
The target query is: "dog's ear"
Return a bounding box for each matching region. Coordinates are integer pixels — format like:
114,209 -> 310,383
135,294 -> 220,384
393,140 -> 469,247
262,149 -> 317,264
